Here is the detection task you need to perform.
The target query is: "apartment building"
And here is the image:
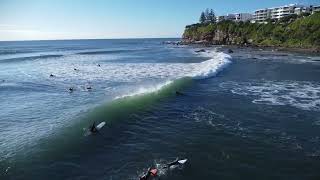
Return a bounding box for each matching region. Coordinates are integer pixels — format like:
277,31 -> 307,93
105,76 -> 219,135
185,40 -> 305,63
254,9 -> 271,23
216,4 -> 319,24
311,5 -> 320,14
235,13 -> 253,22
216,15 -> 226,22
294,6 -> 311,15
215,14 -> 235,22
270,4 -> 302,20
254,4 -> 319,23
216,13 -> 253,23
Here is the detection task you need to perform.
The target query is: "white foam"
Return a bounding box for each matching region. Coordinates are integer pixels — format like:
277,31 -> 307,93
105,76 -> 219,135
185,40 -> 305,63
33,49 -> 231,98
114,80 -> 173,99
41,50 -> 230,80
221,81 -> 320,111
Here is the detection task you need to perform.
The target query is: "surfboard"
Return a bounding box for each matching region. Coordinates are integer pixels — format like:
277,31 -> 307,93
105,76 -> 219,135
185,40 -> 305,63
178,159 -> 187,164
83,121 -> 106,136
96,121 -> 106,130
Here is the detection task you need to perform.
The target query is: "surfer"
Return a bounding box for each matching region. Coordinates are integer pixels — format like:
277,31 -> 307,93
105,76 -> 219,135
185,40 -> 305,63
69,87 -> 74,92
74,68 -> 78,71
50,74 -> 54,77
139,167 -> 157,180
97,64 -> 101,67
90,121 -> 98,133
175,91 -> 184,96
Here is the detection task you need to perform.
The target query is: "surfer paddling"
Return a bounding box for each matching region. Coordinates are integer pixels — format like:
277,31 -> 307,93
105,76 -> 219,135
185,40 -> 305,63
86,121 -> 106,135
175,91 -> 184,96
90,121 -> 98,133
68,87 -> 74,93
139,158 -> 187,179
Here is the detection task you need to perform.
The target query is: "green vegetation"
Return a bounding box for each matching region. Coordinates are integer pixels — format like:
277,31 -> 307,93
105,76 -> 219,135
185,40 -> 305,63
183,12 -> 320,48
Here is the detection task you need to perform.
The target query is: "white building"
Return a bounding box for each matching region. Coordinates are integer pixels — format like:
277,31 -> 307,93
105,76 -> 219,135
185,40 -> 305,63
235,13 -> 253,22
216,3 -> 319,24
216,13 -> 253,23
225,14 -> 237,21
270,4 -> 304,20
254,4 -> 319,23
311,5 -> 320,14
215,14 -> 235,22
294,6 -> 311,15
216,15 -> 225,22
254,8 -> 271,23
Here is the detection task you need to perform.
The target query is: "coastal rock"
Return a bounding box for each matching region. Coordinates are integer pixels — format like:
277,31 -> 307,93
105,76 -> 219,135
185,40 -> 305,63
195,49 -> 206,53
182,13 -> 320,49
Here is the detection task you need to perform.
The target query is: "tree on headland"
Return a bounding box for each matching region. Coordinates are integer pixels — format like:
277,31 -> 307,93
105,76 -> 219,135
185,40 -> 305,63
205,8 -> 210,19
199,8 -> 216,24
200,11 -> 206,24
208,9 -> 216,23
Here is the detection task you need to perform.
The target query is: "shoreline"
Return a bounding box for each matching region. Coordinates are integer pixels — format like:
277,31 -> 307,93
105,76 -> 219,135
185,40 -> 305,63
165,41 -> 320,55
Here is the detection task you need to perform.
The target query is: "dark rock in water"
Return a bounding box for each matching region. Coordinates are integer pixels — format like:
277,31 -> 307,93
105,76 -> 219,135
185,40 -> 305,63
227,49 -> 234,53
162,41 -> 181,45
195,49 -> 206,53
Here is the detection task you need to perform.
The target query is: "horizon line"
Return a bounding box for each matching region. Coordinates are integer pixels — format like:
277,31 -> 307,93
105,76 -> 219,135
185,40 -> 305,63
0,37 -> 181,42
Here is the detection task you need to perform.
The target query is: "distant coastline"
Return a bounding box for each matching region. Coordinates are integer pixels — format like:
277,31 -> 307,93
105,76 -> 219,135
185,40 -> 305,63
181,12 -> 320,53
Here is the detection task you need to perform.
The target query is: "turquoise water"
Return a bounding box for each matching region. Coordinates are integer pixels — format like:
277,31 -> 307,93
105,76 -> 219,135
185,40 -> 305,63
1,39 -> 320,179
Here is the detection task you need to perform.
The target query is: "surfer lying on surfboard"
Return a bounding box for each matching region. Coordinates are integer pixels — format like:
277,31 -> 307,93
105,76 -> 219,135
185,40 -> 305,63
88,121 -> 106,134
90,122 -> 98,133
139,158 -> 187,179
139,168 -> 157,180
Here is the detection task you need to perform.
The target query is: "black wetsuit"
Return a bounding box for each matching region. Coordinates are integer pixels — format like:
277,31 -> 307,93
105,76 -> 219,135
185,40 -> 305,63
175,91 -> 184,96
90,122 -> 98,133
140,168 -> 152,180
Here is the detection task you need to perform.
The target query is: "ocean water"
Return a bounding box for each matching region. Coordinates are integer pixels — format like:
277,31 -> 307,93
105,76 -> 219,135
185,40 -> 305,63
0,39 -> 320,180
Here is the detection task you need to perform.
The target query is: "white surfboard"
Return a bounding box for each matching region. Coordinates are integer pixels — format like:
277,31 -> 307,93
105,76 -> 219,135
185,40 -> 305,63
178,159 -> 187,164
96,121 -> 106,130
83,121 -> 106,136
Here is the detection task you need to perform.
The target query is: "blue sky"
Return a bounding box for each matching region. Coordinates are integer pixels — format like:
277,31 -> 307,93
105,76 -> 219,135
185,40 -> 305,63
0,0 -> 319,41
